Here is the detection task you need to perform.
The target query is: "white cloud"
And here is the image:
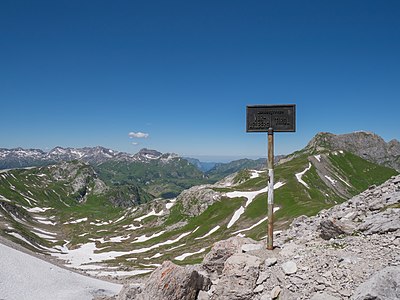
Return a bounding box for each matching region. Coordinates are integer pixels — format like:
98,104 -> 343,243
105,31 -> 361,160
132,142 -> 139,145
128,132 -> 149,139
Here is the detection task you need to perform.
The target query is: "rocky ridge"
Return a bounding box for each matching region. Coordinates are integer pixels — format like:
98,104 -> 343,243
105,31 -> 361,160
306,131 -> 400,171
118,174 -> 400,300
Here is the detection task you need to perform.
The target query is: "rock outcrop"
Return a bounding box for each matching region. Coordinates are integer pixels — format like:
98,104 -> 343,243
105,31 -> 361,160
118,261 -> 211,300
306,131 -> 400,171
117,175 -> 400,300
177,185 -> 222,217
211,253 -> 262,300
351,266 -> 400,300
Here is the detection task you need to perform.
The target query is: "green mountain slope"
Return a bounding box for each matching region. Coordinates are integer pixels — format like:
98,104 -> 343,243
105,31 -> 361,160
206,158 -> 266,181
0,144 -> 397,280
95,155 -> 208,199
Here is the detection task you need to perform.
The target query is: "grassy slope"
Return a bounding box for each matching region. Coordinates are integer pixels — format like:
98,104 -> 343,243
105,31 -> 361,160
0,150 -> 398,272
95,159 -> 209,198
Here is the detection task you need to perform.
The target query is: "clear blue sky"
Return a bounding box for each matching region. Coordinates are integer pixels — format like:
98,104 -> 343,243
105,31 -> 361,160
1,0 -> 399,161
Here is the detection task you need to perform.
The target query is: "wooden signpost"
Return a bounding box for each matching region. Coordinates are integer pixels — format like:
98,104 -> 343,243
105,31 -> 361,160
246,104 -> 296,250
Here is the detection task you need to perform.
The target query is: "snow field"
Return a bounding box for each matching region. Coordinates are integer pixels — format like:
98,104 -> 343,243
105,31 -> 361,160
0,243 -> 122,300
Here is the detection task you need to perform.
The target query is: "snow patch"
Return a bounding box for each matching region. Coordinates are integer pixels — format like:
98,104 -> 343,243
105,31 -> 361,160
325,175 -> 337,185
175,248 -> 206,261
166,198 -> 177,210
132,231 -> 166,244
7,232 -> 44,250
134,209 -> 164,222
90,220 -> 111,226
295,162 -> 312,189
250,170 -> 265,179
52,229 -> 196,268
34,216 -> 56,226
144,253 -> 163,260
167,243 -> 185,251
227,206 -> 245,229
337,175 -> 351,187
123,224 -> 143,231
34,231 -> 58,241
64,217 -> 88,224
231,207 -> 281,235
226,182 -> 285,228
195,225 -> 220,240
26,207 -> 52,213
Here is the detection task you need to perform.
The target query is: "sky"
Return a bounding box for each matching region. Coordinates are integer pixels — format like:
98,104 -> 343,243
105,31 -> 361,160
1,1 -> 399,162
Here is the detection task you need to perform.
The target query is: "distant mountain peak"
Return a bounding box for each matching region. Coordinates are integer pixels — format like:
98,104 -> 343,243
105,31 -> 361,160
306,131 -> 400,171
136,148 -> 163,160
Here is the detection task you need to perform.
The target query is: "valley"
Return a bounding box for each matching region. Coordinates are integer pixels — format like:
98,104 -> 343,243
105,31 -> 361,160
0,132 -> 398,283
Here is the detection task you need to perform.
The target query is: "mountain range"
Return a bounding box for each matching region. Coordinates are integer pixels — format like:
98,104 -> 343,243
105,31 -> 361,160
0,146 -> 175,169
0,131 -> 398,283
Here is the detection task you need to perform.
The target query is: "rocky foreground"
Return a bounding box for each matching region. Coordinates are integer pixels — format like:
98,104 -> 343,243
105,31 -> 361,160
116,175 -> 400,300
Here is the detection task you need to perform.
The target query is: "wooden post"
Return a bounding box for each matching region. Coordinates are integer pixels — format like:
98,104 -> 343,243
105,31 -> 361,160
267,127 -> 274,250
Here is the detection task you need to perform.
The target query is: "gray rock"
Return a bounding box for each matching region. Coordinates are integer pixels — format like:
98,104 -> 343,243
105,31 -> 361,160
339,289 -> 352,297
132,261 -> 211,300
177,186 -> 222,217
270,286 -> 281,299
241,243 -> 262,252
281,261 -> 297,275
117,284 -> 141,300
197,290 -> 210,300
203,236 -> 256,275
310,292 -> 340,300
260,294 -> 272,300
253,284 -> 264,293
257,271 -> 270,285
319,218 -> 353,240
358,209 -> 400,234
211,253 -> 261,300
351,266 -> 400,300
265,257 -> 278,267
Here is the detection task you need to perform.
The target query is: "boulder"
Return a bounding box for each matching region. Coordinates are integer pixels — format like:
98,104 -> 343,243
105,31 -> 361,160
357,209 -> 400,235
202,236 -> 255,275
123,261 -> 211,300
211,253 -> 261,300
265,257 -> 278,267
241,243 -> 263,252
281,261 -> 297,275
318,218 -> 353,240
270,286 -> 281,299
351,266 -> 400,300
117,284 -> 141,300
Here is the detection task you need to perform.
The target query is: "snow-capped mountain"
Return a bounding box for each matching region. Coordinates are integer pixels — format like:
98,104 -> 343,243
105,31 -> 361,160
0,146 -> 178,169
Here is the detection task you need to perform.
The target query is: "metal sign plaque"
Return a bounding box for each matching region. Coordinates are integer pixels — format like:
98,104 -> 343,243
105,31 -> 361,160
246,104 -> 296,132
